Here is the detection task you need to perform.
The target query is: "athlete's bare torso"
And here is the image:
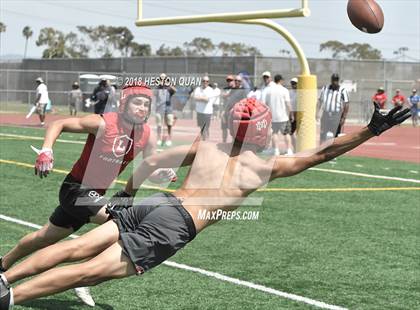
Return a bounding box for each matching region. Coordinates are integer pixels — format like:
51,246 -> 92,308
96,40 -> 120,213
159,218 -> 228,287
174,141 -> 274,232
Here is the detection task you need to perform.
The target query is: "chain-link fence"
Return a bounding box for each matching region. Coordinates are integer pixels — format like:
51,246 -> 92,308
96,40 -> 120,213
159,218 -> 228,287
1,56 -> 419,123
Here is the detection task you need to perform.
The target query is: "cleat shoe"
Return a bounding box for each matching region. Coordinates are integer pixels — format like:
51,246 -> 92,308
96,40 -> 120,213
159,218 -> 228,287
74,287 -> 95,307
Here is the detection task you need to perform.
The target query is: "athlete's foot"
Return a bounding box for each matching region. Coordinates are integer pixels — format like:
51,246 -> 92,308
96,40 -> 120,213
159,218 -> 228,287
165,140 -> 172,147
0,274 -> 12,310
274,148 -> 280,156
157,140 -> 162,146
74,287 -> 95,307
40,122 -> 45,126
286,149 -> 294,156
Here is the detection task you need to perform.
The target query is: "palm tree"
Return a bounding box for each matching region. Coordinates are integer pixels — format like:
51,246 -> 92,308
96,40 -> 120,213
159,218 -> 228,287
0,22 -> 6,55
22,26 -> 33,59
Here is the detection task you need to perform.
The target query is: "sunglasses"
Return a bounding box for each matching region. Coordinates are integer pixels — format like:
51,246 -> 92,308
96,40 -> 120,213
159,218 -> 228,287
226,79 -> 233,82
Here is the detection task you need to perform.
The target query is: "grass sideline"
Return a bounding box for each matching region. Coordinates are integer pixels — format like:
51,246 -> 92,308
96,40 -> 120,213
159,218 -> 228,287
0,125 -> 419,310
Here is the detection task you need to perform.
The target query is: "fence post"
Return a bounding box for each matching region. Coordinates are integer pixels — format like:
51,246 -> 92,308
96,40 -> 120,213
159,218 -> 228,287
6,69 -> 9,106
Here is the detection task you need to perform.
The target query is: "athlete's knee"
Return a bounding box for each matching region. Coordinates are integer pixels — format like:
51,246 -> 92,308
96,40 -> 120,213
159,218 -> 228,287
18,229 -> 54,250
78,262 -> 109,286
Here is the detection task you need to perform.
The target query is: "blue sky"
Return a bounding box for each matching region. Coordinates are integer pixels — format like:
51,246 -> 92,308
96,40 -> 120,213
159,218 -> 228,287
1,0 -> 419,61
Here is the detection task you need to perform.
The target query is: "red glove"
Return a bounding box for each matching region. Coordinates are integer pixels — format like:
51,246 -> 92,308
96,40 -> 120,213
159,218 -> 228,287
32,146 -> 54,178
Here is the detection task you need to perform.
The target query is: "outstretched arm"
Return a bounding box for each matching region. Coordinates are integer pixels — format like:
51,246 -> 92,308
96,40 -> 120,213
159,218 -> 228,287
42,114 -> 102,149
34,114 -> 103,178
270,104 -> 411,180
125,139 -> 199,196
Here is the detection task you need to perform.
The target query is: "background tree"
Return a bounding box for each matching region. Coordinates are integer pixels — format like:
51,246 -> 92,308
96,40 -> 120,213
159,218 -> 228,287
319,40 -> 348,58
129,42 -> 152,57
346,43 -> 382,60
22,26 -> 33,59
183,37 -> 215,56
0,22 -> 6,54
156,44 -> 185,56
320,40 -> 382,60
217,41 -> 231,56
217,41 -> 261,56
77,25 -> 134,57
36,27 -> 89,58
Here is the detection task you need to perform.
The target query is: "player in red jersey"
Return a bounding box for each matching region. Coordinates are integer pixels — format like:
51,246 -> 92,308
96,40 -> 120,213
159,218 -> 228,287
0,83 -> 175,305
391,89 -> 406,107
372,87 -> 387,109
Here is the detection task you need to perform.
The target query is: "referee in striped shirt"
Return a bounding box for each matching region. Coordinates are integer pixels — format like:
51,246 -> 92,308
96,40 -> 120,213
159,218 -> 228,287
317,73 -> 350,143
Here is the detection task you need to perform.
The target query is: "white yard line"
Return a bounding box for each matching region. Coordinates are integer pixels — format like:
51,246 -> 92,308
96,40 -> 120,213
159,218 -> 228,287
0,214 -> 347,310
310,168 -> 420,184
0,133 -> 86,145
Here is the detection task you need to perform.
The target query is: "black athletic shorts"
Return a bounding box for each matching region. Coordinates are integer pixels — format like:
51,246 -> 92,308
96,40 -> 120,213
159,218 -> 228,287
108,192 -> 196,275
49,174 -> 109,231
196,112 -> 212,129
272,121 -> 292,135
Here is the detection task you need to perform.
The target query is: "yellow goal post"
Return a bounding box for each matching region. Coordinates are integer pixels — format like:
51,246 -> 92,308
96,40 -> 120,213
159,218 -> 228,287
136,0 -> 317,151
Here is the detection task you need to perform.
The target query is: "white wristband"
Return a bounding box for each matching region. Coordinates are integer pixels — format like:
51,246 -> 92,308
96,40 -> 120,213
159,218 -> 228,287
41,148 -> 53,154
30,145 -> 53,155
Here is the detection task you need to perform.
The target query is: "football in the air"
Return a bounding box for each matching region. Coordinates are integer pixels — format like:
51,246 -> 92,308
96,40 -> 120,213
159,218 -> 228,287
347,0 -> 384,33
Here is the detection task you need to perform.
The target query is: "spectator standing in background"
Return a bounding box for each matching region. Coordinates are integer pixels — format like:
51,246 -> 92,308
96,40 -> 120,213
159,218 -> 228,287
372,87 -> 387,109
289,77 -> 298,148
261,71 -> 275,104
90,78 -> 111,115
34,77 -> 49,126
210,82 -> 221,120
247,86 -> 262,101
391,89 -> 406,107
192,76 -> 214,140
265,74 -> 293,156
155,73 -> 177,146
408,89 -> 419,127
68,82 -> 83,116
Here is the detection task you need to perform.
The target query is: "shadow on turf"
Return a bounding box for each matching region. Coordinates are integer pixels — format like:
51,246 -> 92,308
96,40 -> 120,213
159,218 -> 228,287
21,299 -> 114,309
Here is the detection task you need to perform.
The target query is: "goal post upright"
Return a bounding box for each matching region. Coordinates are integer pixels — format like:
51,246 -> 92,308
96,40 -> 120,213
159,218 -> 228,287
136,0 -> 317,151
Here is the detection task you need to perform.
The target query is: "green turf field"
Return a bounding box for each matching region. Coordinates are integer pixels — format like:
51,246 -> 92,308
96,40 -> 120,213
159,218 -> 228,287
0,125 -> 419,310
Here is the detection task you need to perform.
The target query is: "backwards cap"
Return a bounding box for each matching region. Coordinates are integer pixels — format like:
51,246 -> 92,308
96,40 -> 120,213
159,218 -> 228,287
119,82 -> 153,113
119,83 -> 153,124
229,98 -> 272,148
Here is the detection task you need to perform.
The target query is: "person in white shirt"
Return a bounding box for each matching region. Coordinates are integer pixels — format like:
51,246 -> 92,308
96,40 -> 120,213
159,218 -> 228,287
210,82 -> 221,120
193,76 -> 214,140
261,71 -> 276,104
289,77 -> 298,149
247,86 -> 262,101
34,77 -> 50,126
265,74 -> 294,156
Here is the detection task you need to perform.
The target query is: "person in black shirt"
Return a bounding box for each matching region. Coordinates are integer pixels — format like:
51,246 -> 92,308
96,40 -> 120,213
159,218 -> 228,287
91,79 -> 111,114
